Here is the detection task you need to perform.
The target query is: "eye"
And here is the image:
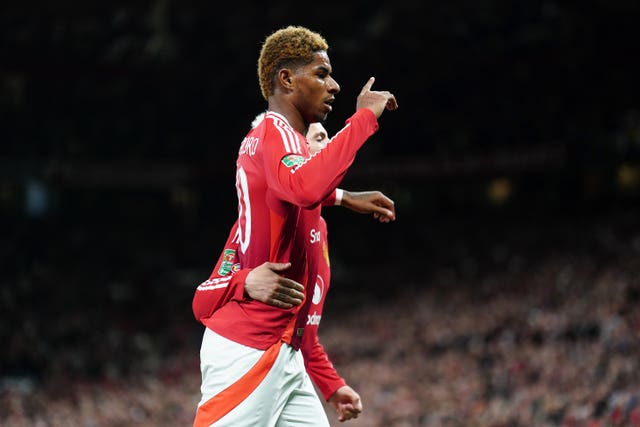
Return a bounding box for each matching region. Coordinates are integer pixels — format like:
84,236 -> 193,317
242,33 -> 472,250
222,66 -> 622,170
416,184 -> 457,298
317,69 -> 329,79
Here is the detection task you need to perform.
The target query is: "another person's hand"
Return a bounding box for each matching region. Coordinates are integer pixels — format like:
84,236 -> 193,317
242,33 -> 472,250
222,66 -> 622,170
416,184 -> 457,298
328,385 -> 363,422
341,190 -> 396,223
244,262 -> 304,308
356,77 -> 398,118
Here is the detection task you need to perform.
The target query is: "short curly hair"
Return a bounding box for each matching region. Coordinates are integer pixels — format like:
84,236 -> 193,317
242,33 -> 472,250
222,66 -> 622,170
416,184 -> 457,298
257,26 -> 329,101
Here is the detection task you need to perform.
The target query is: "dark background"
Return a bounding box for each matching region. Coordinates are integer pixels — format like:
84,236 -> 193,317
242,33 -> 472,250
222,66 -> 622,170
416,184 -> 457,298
1,0 -> 640,421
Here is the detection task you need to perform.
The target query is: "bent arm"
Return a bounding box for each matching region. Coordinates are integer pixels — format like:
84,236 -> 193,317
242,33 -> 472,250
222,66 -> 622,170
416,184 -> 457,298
192,220 -> 304,323
192,221 -> 249,323
266,109 -> 379,208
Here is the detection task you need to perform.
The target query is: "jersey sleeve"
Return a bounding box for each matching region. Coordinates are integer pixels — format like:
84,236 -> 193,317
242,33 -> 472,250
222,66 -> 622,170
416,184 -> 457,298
321,188 -> 338,206
300,216 -> 346,400
192,221 -> 252,324
264,109 -> 378,208
301,332 -> 347,401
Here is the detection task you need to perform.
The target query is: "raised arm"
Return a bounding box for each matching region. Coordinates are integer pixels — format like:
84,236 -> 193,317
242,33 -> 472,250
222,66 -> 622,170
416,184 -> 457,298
264,78 -> 398,209
264,109 -> 378,208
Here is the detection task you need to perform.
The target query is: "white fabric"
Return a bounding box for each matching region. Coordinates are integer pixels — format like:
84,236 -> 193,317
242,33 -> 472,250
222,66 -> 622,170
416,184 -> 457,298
198,328 -> 330,427
334,188 -> 343,206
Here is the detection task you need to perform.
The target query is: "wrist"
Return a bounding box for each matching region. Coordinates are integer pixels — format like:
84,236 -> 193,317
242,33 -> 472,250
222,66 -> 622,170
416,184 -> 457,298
334,188 -> 344,206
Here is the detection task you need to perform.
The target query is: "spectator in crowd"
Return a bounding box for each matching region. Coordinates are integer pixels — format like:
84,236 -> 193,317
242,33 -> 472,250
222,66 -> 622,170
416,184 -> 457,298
2,217 -> 640,426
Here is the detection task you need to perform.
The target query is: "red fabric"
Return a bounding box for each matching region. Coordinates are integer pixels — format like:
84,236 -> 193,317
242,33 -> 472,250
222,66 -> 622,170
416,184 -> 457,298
197,109 -> 377,350
191,217 -> 345,400
192,221 -> 249,323
321,188 -> 337,206
300,217 -> 346,399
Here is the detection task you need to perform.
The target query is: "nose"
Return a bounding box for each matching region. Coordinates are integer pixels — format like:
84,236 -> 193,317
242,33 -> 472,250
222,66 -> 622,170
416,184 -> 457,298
328,76 -> 340,94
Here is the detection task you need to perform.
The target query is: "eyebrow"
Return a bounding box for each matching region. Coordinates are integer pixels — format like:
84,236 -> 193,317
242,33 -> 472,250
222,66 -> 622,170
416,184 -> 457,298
312,64 -> 331,74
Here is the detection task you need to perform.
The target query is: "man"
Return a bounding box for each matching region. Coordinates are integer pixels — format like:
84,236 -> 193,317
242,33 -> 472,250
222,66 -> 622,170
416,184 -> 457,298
193,120 -> 396,423
193,25 -> 397,427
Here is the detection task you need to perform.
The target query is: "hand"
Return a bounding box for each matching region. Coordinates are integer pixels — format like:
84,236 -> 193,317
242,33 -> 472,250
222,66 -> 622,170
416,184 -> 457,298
244,262 -> 305,308
356,77 -> 398,118
341,190 -> 396,223
328,385 -> 363,422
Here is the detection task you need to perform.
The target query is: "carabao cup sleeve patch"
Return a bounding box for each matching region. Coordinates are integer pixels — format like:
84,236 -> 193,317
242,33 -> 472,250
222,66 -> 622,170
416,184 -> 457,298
281,154 -> 305,168
218,249 -> 236,276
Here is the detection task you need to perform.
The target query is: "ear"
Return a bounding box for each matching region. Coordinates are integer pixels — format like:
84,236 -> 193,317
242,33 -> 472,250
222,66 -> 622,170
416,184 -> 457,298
277,69 -> 295,92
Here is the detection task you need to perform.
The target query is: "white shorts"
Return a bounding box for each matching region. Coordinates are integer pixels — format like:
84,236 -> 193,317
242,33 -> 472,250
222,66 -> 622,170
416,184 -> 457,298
194,327 -> 329,427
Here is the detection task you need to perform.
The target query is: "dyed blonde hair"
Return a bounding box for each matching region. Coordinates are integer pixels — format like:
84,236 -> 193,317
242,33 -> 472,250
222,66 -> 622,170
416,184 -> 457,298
257,26 -> 329,101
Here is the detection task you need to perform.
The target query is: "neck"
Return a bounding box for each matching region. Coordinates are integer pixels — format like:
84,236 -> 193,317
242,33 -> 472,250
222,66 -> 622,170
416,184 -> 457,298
268,98 -> 306,135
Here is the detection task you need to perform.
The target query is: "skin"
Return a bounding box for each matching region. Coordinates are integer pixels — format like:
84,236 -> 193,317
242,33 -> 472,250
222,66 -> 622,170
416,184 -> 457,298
269,50 -> 398,136
243,123 -> 397,310
308,122 -> 396,223
342,190 -> 396,223
244,122 -> 396,422
246,49 -> 398,422
306,121 -> 330,152
248,44 -> 399,307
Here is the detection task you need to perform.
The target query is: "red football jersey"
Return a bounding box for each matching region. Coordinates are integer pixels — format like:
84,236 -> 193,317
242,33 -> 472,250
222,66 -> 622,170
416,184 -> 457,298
199,109 -> 378,350
192,216 -> 345,399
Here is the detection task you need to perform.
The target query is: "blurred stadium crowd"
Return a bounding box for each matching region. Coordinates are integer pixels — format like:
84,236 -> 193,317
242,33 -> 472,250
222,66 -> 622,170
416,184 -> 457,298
2,1 -> 640,426
2,210 -> 640,427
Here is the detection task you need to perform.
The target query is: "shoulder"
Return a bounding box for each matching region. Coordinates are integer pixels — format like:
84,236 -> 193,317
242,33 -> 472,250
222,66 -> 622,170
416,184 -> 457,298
264,112 -> 306,155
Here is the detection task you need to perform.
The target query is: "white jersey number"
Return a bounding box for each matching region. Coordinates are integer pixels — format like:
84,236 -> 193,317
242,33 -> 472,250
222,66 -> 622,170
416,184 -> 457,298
235,166 -> 251,253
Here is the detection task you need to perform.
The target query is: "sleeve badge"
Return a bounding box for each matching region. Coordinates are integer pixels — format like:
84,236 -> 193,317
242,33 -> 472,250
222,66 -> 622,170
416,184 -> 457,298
218,249 -> 236,276
281,154 -> 305,168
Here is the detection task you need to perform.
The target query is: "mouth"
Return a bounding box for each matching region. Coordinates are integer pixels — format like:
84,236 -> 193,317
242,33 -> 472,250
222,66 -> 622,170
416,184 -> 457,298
323,97 -> 335,112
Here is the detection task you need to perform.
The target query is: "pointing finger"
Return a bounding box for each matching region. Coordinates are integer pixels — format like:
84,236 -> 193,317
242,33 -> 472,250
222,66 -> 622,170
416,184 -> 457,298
359,76 -> 375,96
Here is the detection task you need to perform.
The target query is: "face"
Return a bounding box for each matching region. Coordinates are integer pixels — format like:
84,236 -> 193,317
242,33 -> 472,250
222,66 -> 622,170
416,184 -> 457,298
292,51 -> 340,124
306,122 -> 329,154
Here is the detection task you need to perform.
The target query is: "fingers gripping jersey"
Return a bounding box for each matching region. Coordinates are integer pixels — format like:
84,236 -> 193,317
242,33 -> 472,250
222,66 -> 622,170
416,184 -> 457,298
192,217 -> 346,400
191,188 -> 338,325
196,109 -> 378,350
